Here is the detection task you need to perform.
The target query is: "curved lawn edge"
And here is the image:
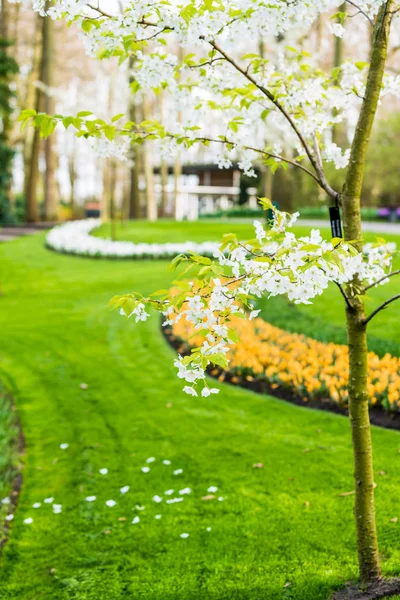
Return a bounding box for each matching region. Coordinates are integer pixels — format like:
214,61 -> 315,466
162,324 -> 400,432
45,219 -> 219,259
0,381 -> 25,551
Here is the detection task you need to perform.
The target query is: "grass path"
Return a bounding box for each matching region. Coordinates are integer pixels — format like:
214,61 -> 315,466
1,225 -> 400,599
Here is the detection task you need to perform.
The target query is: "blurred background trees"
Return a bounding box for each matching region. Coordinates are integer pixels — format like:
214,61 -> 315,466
1,2 -> 400,226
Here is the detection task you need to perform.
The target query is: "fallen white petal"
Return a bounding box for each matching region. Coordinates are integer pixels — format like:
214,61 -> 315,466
180,533 -> 189,538
146,457 -> 155,463
218,497 -> 224,502
1,497 -> 10,505
44,497 -> 54,504
141,467 -> 150,473
207,486 -> 218,493
24,518 -> 33,524
166,497 -> 184,504
99,468 -> 108,475
163,460 -> 171,465
155,514 -> 162,520
135,505 -> 145,511
59,443 -> 69,450
105,500 -> 116,507
32,503 -> 41,509
132,516 -> 140,524
173,469 -> 183,475
164,489 -> 174,495
152,495 -> 163,503
120,486 -> 130,494
85,496 -> 96,502
179,488 -> 191,495
206,527 -> 212,532
5,514 -> 14,521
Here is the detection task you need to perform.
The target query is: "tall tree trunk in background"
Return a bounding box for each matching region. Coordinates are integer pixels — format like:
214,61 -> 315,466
0,0 -> 18,219
142,93 -> 157,221
160,160 -> 168,217
25,13 -> 44,223
108,159 -> 117,240
332,3 -> 346,146
68,154 -> 77,219
173,46 -> 184,220
342,1 -> 393,583
42,6 -> 57,221
258,39 -> 273,204
159,91 -> 168,217
23,18 -> 41,215
128,57 -> 141,219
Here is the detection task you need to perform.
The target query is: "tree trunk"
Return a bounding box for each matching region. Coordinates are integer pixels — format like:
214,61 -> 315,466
23,18 -> 41,210
109,159 -> 117,241
42,5 -> 57,221
332,3 -> 346,146
341,0 -> 394,584
25,12 -> 45,223
173,46 -> 184,219
128,57 -> 141,219
160,159 -> 168,217
68,155 -> 76,219
142,93 -> 157,221
159,91 -> 169,217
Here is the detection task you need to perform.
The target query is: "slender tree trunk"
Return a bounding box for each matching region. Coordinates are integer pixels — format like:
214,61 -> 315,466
23,18 -> 41,208
0,0 -> 15,214
160,160 -> 168,217
128,57 -> 141,219
109,159 -> 117,240
173,46 -> 184,219
142,93 -> 157,221
68,156 -> 76,219
332,3 -> 346,146
42,5 -> 57,221
342,1 -> 394,584
159,91 -> 169,217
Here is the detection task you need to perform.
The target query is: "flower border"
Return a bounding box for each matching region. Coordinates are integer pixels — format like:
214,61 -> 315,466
46,219 -> 219,259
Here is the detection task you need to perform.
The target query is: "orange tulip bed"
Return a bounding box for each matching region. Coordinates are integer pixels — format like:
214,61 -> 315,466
165,312 -> 400,422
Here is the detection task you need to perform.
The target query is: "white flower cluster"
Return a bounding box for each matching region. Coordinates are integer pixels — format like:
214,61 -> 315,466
89,138 -> 131,164
117,206 -> 396,397
46,219 -> 219,258
324,142 -> 351,170
361,241 -> 397,286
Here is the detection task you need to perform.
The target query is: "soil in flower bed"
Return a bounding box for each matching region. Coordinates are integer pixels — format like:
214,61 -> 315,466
162,325 -> 400,432
331,578 -> 400,600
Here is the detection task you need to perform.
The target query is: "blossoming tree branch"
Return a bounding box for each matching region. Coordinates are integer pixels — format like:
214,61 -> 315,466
17,0 -> 400,593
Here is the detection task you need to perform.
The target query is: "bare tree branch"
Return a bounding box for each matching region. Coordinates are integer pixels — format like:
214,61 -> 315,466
345,0 -> 374,25
364,269 -> 400,291
363,293 -> 400,325
208,39 -> 339,201
335,282 -> 354,311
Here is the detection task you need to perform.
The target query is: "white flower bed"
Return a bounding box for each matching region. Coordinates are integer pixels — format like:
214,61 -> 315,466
46,219 -> 219,259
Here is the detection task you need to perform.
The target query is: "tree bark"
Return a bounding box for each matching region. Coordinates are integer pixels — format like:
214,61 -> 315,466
128,57 -> 141,219
332,3 -> 346,146
23,18 -> 42,211
142,93 -> 157,221
42,5 -> 58,221
341,0 -> 394,584
160,159 -> 168,217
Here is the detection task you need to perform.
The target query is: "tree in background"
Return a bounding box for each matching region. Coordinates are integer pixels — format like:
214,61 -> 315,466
0,0 -> 19,225
0,39 -> 18,224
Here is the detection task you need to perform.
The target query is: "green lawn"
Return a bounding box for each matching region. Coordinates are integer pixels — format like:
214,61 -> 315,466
0,222 -> 400,600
